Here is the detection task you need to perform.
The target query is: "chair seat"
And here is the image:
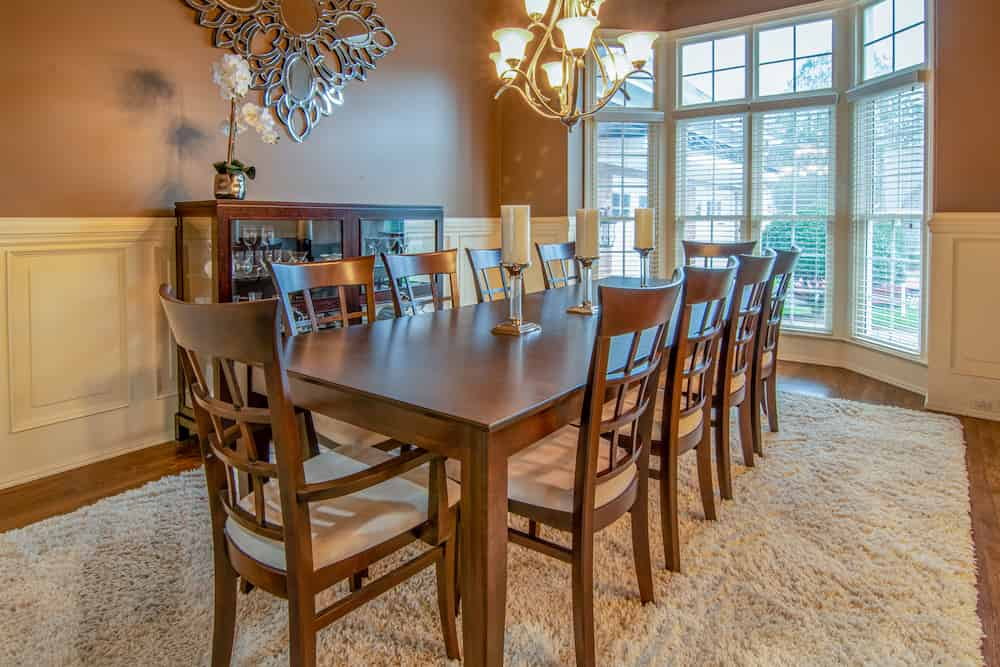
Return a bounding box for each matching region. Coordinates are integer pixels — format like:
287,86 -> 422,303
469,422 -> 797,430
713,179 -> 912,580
225,449 -> 461,572
508,426 -> 637,514
730,371 -> 746,394
650,388 -> 705,439
762,350 -> 774,369
252,365 -> 393,448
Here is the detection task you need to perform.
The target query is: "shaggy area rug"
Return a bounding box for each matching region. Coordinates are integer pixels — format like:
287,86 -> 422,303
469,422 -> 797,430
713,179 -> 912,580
0,393 -> 983,666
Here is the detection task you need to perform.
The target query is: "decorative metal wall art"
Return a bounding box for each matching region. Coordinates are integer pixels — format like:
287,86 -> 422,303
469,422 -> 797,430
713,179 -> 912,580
185,0 -> 397,142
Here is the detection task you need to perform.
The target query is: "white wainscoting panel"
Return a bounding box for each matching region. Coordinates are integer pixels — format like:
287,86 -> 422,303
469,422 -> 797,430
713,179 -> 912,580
0,218 -> 177,489
927,213 -> 1000,420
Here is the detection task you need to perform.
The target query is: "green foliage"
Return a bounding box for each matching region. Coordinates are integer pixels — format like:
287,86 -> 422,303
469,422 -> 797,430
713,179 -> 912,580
213,160 -> 257,180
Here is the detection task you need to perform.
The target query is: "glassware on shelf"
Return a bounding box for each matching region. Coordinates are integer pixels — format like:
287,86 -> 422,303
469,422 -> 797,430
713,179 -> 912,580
232,249 -> 252,277
293,251 -> 309,263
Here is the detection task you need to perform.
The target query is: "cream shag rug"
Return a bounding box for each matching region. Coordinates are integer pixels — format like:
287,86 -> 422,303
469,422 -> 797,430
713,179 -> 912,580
0,393 -> 983,666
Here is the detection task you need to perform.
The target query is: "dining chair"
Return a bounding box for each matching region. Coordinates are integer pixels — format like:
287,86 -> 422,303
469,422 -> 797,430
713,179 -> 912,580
711,252 -> 776,498
158,286 -> 461,667
536,241 -> 580,290
649,261 -> 737,572
465,247 -> 510,303
381,249 -> 460,317
682,240 -> 758,268
505,280 -> 682,667
756,247 -> 801,443
267,256 -> 399,452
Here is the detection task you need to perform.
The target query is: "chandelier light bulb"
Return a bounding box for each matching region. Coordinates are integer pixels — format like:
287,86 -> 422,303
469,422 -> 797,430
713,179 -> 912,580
556,16 -> 599,55
490,52 -> 517,81
619,31 -> 659,69
541,61 -> 565,88
524,0 -> 549,20
493,28 -> 535,66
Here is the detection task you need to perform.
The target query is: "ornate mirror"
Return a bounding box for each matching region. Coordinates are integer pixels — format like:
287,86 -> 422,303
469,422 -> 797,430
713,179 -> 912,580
185,0 -> 397,142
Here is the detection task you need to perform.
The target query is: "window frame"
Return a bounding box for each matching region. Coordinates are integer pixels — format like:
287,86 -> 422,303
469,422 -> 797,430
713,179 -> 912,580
856,0 -> 929,86
753,16 -> 837,100
676,29 -> 752,110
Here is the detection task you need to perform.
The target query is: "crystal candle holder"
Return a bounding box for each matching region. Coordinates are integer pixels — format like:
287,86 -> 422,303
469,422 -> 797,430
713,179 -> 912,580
567,257 -> 599,315
635,247 -> 653,287
492,263 -> 541,336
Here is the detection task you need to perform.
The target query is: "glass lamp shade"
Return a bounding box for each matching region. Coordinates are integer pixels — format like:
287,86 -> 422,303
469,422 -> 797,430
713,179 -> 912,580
601,52 -> 631,82
556,16 -> 599,55
619,31 -> 659,68
524,0 -> 549,19
493,28 -> 535,65
588,0 -> 606,16
541,61 -> 565,88
490,52 -> 517,81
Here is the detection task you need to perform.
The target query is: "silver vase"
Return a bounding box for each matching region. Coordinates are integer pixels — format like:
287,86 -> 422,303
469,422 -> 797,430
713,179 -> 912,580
214,172 -> 247,200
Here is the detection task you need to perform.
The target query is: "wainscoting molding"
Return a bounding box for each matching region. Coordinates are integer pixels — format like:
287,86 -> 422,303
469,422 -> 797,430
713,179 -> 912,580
927,212 -> 1000,420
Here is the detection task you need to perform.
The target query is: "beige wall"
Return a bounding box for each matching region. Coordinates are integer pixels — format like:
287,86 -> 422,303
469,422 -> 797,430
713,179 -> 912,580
1,1 -> 501,218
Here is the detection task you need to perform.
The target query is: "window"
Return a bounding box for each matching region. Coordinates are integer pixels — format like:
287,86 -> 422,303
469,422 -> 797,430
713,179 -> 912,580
852,85 -> 926,353
753,107 -> 836,331
862,0 -> 925,81
676,115 -> 746,252
757,19 -> 834,96
680,35 -> 747,106
595,44 -> 656,109
595,122 -> 658,278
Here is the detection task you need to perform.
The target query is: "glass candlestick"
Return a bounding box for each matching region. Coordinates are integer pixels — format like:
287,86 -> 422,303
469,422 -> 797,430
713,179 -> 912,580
492,263 -> 542,336
567,257 -> 600,315
636,247 -> 653,287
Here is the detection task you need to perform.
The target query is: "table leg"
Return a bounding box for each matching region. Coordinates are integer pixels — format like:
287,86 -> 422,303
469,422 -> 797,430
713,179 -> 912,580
461,434 -> 508,667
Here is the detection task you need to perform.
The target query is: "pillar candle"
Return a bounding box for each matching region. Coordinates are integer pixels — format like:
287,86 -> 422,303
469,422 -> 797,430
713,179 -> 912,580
501,205 -> 532,266
576,209 -> 600,259
634,208 -> 654,250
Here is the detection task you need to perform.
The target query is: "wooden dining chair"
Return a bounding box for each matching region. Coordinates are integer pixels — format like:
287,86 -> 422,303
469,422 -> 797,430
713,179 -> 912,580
267,256 -> 399,452
158,286 -> 461,667
536,241 -> 580,290
756,248 -> 801,443
711,252 -> 776,498
649,261 -> 737,572
682,240 -> 758,268
381,249 -> 460,317
505,280 -> 682,667
465,247 -> 510,303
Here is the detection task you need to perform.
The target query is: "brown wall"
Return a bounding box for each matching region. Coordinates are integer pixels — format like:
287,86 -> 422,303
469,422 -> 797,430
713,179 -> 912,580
2,1 -> 501,218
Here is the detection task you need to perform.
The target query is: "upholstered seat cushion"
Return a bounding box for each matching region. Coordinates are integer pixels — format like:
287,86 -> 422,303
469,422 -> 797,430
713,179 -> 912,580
225,449 -> 460,572
762,350 -> 775,369
251,365 -> 393,448
508,426 -> 637,514
730,371 -> 746,394
646,388 -> 705,439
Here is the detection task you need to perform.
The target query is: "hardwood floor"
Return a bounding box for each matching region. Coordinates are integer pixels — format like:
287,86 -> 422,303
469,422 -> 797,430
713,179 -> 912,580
1,361 -> 997,664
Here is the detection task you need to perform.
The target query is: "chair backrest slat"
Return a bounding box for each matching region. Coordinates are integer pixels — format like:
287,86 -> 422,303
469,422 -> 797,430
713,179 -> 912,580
761,247 -> 802,358
683,240 -> 758,269
536,242 -> 580,290
718,253 -> 776,395
465,248 -> 510,303
381,250 -> 460,317
269,255 -> 378,335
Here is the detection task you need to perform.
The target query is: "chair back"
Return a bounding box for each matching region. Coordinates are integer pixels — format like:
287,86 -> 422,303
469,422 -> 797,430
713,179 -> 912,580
574,280 -> 683,513
465,248 -> 510,303
536,241 -> 580,290
158,286 -> 313,569
683,240 -> 758,268
269,255 -> 377,335
760,247 -> 802,362
718,253 -> 776,396
663,261 -> 738,443
381,249 -> 461,317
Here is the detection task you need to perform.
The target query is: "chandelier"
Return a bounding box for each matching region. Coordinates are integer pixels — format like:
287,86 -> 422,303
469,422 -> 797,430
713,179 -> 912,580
491,0 -> 658,129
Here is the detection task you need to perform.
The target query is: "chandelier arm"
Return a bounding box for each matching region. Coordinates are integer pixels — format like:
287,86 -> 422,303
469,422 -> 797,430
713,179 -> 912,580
520,72 -> 566,117
506,83 -> 565,120
588,70 -> 646,115
521,0 -> 565,112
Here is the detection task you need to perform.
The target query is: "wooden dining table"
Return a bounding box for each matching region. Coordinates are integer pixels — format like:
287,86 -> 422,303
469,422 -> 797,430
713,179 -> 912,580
284,277 -> 673,666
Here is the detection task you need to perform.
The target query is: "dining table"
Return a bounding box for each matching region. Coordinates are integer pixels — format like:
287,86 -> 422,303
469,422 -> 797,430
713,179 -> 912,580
284,276 -> 678,666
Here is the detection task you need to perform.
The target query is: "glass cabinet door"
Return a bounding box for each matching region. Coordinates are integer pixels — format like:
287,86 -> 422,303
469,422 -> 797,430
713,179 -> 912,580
361,219 -> 437,318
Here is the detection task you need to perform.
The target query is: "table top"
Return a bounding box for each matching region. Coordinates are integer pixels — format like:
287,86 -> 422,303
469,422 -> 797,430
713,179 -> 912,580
285,279 -> 670,433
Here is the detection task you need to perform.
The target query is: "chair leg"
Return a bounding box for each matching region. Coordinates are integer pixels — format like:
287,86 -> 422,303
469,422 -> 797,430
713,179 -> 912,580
765,375 -> 779,434
715,405 -> 734,499
287,580 -> 317,667
749,378 -> 765,460
660,440 -> 682,573
349,571 -> 364,593
696,438 -> 717,522
629,492 -> 655,605
528,519 -> 539,539
435,538 -> 461,660
211,554 -> 238,667
738,397 -> 756,467
571,532 -> 596,667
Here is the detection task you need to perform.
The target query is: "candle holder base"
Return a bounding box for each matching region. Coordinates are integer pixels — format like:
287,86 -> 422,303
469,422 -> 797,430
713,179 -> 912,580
566,302 -> 600,316
492,319 -> 542,336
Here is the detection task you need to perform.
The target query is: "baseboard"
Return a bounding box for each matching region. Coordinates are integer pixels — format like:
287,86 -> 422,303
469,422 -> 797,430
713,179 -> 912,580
924,399 -> 997,422
0,434 -> 174,491
779,351 -> 928,398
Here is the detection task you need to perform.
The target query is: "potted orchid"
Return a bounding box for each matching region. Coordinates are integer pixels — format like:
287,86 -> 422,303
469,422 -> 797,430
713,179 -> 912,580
212,54 -> 280,199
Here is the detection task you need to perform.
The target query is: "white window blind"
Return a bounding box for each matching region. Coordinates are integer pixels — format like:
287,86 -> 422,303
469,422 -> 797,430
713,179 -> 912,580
852,84 -> 925,354
753,106 -> 836,332
675,115 -> 746,261
595,122 -> 659,279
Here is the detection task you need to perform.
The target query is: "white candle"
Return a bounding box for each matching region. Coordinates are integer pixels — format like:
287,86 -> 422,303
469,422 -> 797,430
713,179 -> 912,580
576,209 -> 600,259
634,208 -> 654,250
501,205 -> 532,266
